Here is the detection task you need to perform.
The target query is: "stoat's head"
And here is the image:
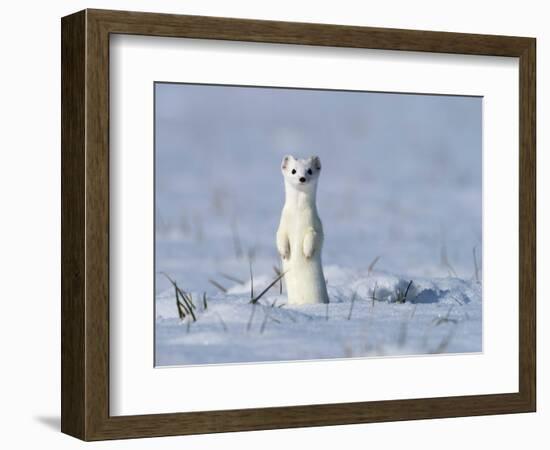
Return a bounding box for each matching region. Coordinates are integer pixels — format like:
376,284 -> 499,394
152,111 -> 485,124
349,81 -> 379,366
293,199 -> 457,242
281,155 -> 322,191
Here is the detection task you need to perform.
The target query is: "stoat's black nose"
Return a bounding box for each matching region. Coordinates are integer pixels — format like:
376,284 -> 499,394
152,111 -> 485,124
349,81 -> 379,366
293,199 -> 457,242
299,177 -> 306,183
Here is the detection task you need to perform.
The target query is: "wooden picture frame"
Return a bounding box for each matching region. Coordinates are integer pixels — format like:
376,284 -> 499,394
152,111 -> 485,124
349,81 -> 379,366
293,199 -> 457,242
61,8 -> 536,441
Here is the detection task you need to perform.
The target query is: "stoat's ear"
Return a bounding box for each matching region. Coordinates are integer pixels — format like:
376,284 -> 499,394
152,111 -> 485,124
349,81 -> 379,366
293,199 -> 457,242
281,155 -> 294,171
310,156 -> 322,170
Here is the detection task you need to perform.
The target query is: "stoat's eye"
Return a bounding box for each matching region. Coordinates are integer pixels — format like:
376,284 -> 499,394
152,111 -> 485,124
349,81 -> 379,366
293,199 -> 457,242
291,169 -> 296,174
307,169 -> 313,175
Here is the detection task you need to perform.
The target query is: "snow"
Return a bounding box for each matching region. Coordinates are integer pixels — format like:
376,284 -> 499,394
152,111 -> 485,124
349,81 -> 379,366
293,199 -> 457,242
155,268 -> 481,366
154,83 -> 482,366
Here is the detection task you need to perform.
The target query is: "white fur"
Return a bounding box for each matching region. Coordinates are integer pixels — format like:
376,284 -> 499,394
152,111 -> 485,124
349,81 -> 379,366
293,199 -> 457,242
277,155 -> 329,305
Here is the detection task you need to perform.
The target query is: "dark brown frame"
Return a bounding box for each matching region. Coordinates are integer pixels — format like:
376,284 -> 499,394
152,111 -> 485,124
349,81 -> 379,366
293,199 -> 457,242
61,8 -> 536,441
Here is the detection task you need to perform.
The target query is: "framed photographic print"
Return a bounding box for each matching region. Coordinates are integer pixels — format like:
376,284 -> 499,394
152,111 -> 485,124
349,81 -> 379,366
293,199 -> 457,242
61,9 -> 536,440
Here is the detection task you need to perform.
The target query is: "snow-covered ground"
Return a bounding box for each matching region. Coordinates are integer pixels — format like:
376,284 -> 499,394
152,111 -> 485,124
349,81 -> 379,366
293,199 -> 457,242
154,83 -> 482,366
156,267 -> 481,366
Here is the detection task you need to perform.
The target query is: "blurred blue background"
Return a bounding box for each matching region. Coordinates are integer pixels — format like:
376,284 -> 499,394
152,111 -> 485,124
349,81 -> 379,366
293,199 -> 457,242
155,82 -> 482,291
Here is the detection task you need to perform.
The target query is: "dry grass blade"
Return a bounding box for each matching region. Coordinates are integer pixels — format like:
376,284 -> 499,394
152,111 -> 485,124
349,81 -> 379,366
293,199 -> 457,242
208,279 -> 227,293
433,306 -> 458,326
260,300 -> 278,334
246,303 -> 257,332
247,247 -> 256,263
249,258 -> 254,300
473,246 -> 480,282
273,265 -> 283,294
450,295 -> 464,306
176,293 -> 189,318
281,309 -> 297,323
432,328 -> 457,353
347,290 -> 358,320
160,272 -> 196,321
441,244 -> 458,277
175,287 -> 186,320
219,272 -> 245,285
250,270 -> 288,304
231,219 -> 243,259
170,281 -> 184,318
178,288 -> 196,322
396,280 -> 413,303
403,280 -> 413,301
202,292 -> 208,310
170,282 -> 196,320
215,312 -> 228,332
369,283 -> 379,307
182,291 -> 196,309
367,255 -> 381,275
159,271 -> 178,286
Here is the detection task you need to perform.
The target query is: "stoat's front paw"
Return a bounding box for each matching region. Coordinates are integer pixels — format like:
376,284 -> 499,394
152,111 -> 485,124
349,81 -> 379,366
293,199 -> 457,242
303,229 -> 316,259
303,245 -> 314,259
278,243 -> 290,260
